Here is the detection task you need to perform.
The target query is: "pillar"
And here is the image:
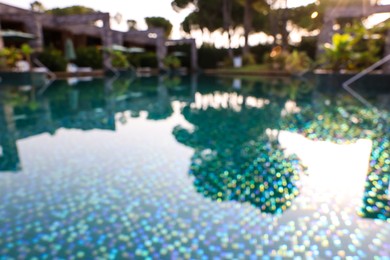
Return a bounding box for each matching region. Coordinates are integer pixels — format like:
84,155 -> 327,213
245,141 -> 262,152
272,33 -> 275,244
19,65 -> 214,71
316,11 -> 335,59
0,21 -> 4,50
190,39 -> 198,72
190,73 -> 198,103
112,31 -> 123,46
24,14 -> 43,51
101,14 -> 113,73
155,31 -> 167,72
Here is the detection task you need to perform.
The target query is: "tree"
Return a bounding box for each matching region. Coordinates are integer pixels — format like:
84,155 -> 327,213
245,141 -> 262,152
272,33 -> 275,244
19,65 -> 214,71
172,0 -> 244,57
30,1 -> 45,13
45,5 -> 96,15
172,87 -> 304,214
173,0 -> 271,57
238,0 -> 254,56
222,0 -> 234,58
127,19 -> 138,31
145,17 -> 173,38
289,0 -> 379,34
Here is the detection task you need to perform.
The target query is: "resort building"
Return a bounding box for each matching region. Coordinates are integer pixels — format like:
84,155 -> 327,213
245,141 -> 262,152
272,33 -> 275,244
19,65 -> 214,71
0,3 -> 198,72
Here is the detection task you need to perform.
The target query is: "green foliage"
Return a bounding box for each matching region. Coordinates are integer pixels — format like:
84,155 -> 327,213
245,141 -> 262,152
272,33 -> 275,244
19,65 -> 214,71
323,33 -> 353,71
250,44 -> 272,63
46,5 -> 96,15
295,36 -> 317,60
138,52 -> 158,68
289,3 -> 323,32
20,44 -> 33,56
174,0 -> 244,35
321,22 -> 382,71
168,44 -> 191,68
289,0 -> 367,33
176,1 -> 224,33
284,50 -> 312,74
145,17 -> 173,38
163,55 -> 181,69
242,52 -> 256,66
37,48 -> 67,71
222,56 -> 233,68
263,48 -> 312,73
0,47 -> 24,69
263,46 -> 288,71
127,19 -> 137,31
74,47 -> 103,69
30,1 -> 45,12
198,44 -> 228,69
345,22 -> 382,70
111,51 -> 130,69
171,0 -> 196,11
126,53 -> 140,68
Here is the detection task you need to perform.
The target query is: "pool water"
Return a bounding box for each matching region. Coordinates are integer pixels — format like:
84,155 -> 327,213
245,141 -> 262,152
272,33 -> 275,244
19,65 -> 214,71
0,75 -> 389,259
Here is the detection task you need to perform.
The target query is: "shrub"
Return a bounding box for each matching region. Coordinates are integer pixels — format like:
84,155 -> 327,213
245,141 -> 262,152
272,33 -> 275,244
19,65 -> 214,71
198,44 -> 228,69
222,56 -> 233,68
138,52 -> 158,68
296,36 -> 317,60
242,53 -> 256,66
168,44 -> 190,68
163,55 -> 181,69
0,47 -> 23,69
74,46 -> 103,69
37,48 -> 67,71
250,44 -> 273,63
321,21 -> 382,72
284,50 -> 312,74
264,46 -> 288,71
127,53 -> 141,68
111,51 -> 130,69
321,33 -> 352,71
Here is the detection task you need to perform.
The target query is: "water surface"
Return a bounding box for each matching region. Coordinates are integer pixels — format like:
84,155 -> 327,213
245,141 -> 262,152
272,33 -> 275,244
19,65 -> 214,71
0,75 -> 389,259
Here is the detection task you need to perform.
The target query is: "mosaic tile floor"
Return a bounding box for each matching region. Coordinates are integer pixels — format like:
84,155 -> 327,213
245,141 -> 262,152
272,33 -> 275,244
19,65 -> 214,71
0,76 -> 389,259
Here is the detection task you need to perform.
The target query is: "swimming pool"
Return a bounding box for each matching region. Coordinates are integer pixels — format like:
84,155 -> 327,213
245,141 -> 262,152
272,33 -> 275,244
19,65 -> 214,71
0,75 -> 389,259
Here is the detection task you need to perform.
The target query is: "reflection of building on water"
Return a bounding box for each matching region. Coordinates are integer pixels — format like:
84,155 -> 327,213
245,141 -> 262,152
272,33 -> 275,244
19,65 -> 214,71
0,80 -> 117,172
0,76 -> 194,172
0,80 -> 115,171
1,74 -> 388,220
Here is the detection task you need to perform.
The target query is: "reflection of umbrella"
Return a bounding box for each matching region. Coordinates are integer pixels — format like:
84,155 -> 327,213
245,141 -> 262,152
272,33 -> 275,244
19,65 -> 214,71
1,30 -> 35,42
65,38 -> 76,61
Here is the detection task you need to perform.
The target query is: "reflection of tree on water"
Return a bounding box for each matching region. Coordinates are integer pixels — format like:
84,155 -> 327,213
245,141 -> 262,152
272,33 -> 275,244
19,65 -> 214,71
281,97 -> 390,220
359,136 -> 389,220
0,104 -> 20,172
173,92 -> 303,214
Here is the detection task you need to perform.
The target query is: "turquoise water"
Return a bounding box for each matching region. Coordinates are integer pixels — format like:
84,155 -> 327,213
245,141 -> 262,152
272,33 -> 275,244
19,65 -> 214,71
0,75 -> 389,259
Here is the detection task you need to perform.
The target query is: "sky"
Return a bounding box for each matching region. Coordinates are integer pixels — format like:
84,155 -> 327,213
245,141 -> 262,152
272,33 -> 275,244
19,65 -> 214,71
0,0 -> 193,39
1,0 -> 390,46
0,0 -> 318,40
